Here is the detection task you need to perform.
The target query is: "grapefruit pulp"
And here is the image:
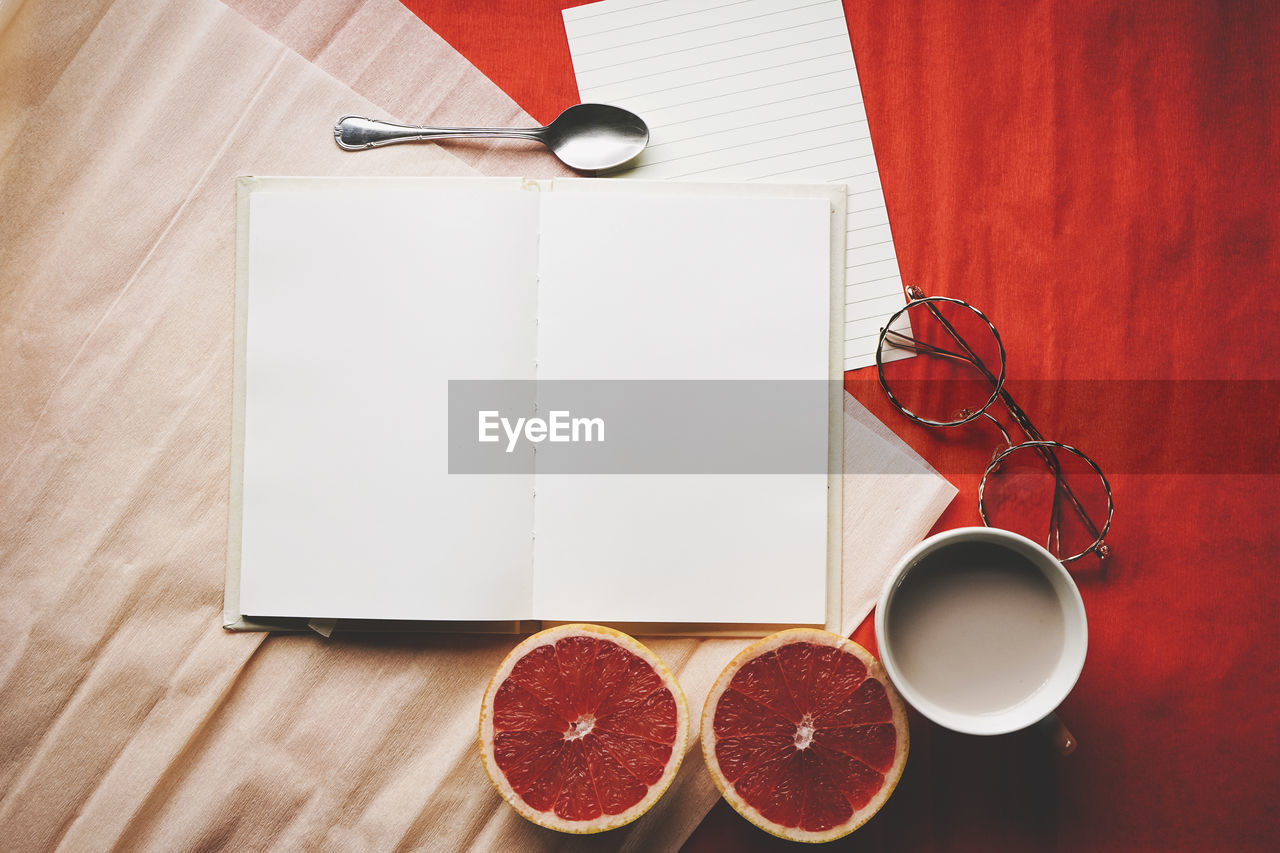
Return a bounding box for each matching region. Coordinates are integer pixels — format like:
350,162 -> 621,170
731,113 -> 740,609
479,623 -> 688,833
702,628 -> 908,842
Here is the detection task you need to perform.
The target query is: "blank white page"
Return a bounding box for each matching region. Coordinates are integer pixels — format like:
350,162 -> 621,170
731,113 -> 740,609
237,181 -> 538,621
563,0 -> 907,370
531,189 -> 832,625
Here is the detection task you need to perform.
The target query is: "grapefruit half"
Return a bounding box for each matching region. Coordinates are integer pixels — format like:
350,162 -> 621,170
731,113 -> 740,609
479,623 -> 689,833
702,628 -> 908,842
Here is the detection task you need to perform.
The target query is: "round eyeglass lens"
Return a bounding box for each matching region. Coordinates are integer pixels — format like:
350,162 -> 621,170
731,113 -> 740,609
876,297 -> 1006,426
980,441 -> 1112,563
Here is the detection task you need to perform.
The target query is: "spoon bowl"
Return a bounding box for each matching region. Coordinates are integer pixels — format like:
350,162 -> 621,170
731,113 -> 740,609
537,103 -> 649,171
334,103 -> 649,172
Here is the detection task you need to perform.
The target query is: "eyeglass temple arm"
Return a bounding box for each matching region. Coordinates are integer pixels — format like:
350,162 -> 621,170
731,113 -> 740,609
883,329 -> 984,366
1049,471 -> 1065,557
885,296 -> 1003,386
912,297 -> 1003,388
996,391 -> 1104,544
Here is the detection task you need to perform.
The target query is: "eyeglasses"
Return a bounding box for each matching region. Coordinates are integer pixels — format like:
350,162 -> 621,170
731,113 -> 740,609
876,287 -> 1113,564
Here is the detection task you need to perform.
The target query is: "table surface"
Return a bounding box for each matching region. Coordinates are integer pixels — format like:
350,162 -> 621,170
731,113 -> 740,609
405,1 -> 1280,850
1,1 -> 1275,850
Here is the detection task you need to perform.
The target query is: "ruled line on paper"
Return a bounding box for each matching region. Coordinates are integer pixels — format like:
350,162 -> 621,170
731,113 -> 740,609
564,0 -> 908,371
578,32 -> 848,79
574,16 -> 845,67
656,84 -> 862,128
601,52 -> 853,102
643,123 -> 865,166
568,0 -> 832,33
653,111 -> 861,147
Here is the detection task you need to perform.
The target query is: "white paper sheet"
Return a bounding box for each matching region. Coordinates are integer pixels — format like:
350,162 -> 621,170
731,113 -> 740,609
563,0 -> 908,370
535,191 -> 833,380
531,190 -> 833,624
238,181 -> 540,621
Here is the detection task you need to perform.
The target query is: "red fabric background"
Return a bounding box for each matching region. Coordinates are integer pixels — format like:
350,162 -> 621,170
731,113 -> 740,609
407,2 -> 1278,849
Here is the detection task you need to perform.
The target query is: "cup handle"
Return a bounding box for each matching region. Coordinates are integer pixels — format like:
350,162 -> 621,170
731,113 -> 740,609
1036,712 -> 1077,755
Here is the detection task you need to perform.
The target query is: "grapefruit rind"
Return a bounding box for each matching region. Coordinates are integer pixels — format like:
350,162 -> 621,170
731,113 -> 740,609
700,628 -> 909,843
479,623 -> 689,834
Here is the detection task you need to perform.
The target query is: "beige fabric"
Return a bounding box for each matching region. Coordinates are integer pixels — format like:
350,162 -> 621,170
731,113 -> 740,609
0,0 -> 953,849
840,398 -> 958,635
222,0 -> 554,177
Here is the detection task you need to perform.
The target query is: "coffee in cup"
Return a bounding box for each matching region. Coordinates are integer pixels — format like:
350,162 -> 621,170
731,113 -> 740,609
874,528 -> 1087,745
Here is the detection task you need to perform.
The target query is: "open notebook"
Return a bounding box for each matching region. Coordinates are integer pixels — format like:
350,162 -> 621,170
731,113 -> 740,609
225,177 -> 845,633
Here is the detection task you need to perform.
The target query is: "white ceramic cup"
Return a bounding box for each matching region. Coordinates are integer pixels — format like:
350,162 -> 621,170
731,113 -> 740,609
874,527 -> 1087,751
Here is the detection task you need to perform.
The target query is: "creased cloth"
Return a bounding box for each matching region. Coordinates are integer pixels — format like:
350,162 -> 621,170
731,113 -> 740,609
0,0 -> 953,849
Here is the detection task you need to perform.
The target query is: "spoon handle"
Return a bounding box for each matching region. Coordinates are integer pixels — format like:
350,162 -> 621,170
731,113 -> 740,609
334,116 -> 543,150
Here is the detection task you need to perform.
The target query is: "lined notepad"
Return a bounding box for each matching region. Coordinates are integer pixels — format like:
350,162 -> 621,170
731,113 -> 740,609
563,0 -> 908,370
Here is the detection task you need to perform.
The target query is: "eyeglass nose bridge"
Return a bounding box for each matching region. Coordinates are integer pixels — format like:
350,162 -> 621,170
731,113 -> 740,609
978,411 -> 1015,449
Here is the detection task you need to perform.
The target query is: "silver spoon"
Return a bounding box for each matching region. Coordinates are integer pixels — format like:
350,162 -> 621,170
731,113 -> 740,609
334,103 -> 649,171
